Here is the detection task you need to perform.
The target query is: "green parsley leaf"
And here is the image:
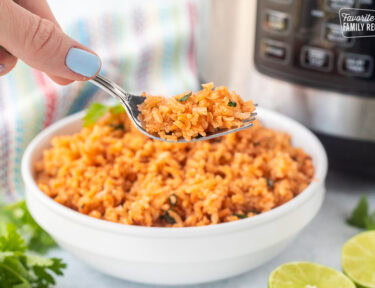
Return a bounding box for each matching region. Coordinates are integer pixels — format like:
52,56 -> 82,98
228,100 -> 237,107
83,103 -> 126,127
0,201 -> 56,254
233,213 -> 247,219
83,103 -> 110,127
0,224 -> 26,253
347,195 -> 369,229
30,257 -> 66,287
0,252 -> 15,262
110,104 -> 125,115
25,254 -> 53,268
177,92 -> 192,102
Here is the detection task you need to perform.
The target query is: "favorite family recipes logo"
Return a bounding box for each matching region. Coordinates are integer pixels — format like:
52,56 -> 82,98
339,8 -> 375,38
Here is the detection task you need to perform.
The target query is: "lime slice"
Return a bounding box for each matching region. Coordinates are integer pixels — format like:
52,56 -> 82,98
342,231 -> 375,288
268,262 -> 355,288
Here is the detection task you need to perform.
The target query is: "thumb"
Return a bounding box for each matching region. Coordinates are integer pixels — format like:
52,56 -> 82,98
0,0 -> 101,81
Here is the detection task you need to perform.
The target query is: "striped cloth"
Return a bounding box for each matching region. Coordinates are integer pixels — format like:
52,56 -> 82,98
0,0 -> 205,201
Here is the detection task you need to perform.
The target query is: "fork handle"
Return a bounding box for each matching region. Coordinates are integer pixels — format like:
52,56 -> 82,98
89,75 -> 130,107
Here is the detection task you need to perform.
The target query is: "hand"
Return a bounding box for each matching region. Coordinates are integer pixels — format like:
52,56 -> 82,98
0,0 -> 101,85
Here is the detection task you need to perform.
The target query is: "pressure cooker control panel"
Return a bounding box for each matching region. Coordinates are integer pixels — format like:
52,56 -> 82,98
254,0 -> 375,96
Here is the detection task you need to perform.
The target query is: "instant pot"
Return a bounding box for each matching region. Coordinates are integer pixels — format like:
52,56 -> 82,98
202,0 -> 375,175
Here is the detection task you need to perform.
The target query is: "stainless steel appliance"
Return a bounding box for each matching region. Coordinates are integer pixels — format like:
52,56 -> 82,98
201,0 -> 375,174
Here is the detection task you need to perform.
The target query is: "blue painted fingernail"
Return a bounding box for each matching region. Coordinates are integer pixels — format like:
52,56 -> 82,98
65,48 -> 101,77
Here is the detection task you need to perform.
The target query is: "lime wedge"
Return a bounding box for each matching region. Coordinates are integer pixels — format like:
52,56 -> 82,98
342,231 -> 375,288
268,262 -> 355,288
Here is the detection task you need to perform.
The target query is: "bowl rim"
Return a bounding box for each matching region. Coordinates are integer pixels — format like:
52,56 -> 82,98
22,107 -> 328,238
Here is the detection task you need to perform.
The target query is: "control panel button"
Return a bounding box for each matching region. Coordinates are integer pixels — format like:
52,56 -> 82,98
339,53 -> 373,77
264,10 -> 290,33
324,23 -> 353,45
301,46 -> 333,72
261,39 -> 289,63
325,0 -> 356,10
299,1 -> 322,34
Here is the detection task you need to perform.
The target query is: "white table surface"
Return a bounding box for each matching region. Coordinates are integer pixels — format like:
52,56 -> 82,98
51,170 -> 375,288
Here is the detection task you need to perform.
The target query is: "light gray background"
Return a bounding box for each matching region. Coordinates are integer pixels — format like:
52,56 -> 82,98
51,171 -> 375,288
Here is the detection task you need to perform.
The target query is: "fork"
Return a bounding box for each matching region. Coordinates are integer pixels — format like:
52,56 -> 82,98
89,75 -> 256,143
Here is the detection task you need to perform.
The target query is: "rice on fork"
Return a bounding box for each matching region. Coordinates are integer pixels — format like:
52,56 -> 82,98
138,83 -> 256,141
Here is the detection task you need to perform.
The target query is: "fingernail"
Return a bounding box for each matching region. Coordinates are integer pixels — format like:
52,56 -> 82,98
0,64 -> 4,73
65,48 -> 101,77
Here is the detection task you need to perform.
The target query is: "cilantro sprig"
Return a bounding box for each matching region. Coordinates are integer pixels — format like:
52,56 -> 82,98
83,103 -> 125,127
347,195 -> 375,230
0,224 -> 66,288
0,201 -> 56,254
0,202 -> 66,286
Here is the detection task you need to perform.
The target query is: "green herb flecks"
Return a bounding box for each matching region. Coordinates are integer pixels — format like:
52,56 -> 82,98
168,194 -> 178,207
347,195 -> 375,230
228,100 -> 237,107
233,213 -> 247,219
0,201 -> 56,254
249,208 -> 260,215
0,224 -> 66,287
109,123 -> 125,130
160,210 -> 176,224
177,92 -> 192,102
266,178 -> 274,188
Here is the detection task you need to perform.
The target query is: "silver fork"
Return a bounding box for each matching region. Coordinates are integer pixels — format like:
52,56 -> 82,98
89,75 -> 256,143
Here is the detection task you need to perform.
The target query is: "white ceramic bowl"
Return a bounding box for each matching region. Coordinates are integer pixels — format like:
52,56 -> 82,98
22,107 -> 328,286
